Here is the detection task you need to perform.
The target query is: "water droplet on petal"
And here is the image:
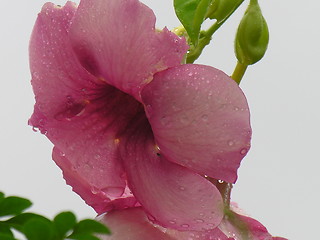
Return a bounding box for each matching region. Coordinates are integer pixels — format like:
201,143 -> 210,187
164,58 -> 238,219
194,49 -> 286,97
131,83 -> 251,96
228,141 -> 234,146
91,187 -> 99,194
101,187 -> 124,197
195,219 -> 204,223
218,179 -> 224,184
169,220 -> 176,224
145,105 -> 153,118
240,148 -> 248,155
181,224 -> 190,228
160,116 -> 172,126
180,115 -> 189,124
201,114 -> 208,122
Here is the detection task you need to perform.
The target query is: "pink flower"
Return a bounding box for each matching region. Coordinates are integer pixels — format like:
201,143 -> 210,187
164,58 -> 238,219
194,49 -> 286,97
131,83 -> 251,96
97,207 -> 287,240
29,0 -> 251,232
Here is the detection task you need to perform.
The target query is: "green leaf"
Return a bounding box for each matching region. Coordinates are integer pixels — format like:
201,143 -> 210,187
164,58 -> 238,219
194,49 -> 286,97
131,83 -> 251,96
0,196 -> 32,217
0,233 -> 17,240
53,211 -> 76,238
207,0 -> 244,23
69,234 -> 101,240
6,213 -> 49,232
0,192 -> 5,200
69,219 -> 110,238
235,0 -> 269,65
174,0 -> 212,45
23,218 -> 55,240
0,222 -> 14,237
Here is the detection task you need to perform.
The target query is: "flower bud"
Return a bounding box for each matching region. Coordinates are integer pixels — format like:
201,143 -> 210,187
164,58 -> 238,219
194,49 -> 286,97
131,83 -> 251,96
235,0 -> 269,65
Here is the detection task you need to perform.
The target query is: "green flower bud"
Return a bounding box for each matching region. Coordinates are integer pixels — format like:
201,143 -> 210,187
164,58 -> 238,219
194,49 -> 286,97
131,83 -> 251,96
235,0 -> 269,65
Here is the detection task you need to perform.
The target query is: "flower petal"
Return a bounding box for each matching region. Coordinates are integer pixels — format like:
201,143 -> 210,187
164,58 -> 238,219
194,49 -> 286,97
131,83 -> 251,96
97,208 -> 176,240
119,116 -> 224,231
167,227 -> 232,240
68,0 -> 188,101
29,2 -> 146,213
141,64 -> 251,183
98,207 -> 231,240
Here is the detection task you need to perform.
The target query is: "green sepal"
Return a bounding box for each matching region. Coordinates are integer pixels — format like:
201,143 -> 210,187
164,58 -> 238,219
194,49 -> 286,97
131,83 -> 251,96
224,208 -> 250,239
235,0 -> 269,65
174,0 -> 212,45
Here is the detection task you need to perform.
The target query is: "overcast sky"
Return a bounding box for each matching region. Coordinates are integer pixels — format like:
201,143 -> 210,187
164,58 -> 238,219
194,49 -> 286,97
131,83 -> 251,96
1,1 -> 319,239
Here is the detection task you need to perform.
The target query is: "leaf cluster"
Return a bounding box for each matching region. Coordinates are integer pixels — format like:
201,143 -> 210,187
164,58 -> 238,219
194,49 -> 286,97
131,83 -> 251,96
0,192 -> 110,240
174,0 -> 244,46
173,0 -> 269,67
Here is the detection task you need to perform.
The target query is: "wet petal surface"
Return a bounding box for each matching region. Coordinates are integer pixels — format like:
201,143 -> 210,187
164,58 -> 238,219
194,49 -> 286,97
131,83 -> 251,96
97,208 -> 176,240
69,0 -> 188,100
142,64 -> 252,183
29,2 -> 146,213
119,115 -> 224,231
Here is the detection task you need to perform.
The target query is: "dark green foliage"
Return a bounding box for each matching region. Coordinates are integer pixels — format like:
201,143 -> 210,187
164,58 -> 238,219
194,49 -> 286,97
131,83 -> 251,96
0,191 -> 110,240
174,0 -> 212,45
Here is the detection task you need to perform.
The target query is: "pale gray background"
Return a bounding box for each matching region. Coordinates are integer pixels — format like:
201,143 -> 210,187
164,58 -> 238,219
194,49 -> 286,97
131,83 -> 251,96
1,1 -> 319,239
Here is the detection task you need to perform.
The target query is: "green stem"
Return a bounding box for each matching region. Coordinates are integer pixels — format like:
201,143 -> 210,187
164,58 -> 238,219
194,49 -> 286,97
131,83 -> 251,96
186,0 -> 246,63
231,61 -> 248,84
205,177 -> 232,208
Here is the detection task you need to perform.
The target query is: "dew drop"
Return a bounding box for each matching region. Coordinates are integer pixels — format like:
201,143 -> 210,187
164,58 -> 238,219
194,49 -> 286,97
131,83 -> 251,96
188,72 -> 193,77
240,148 -> 248,155
201,114 -> 208,122
228,140 -> 234,146
169,220 -> 176,225
195,219 -> 204,223
181,224 -> 190,228
218,179 -> 224,184
160,116 -> 171,126
145,105 -> 152,118
180,115 -> 189,124
102,187 -> 124,197
148,215 -> 156,222
91,187 -> 99,194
